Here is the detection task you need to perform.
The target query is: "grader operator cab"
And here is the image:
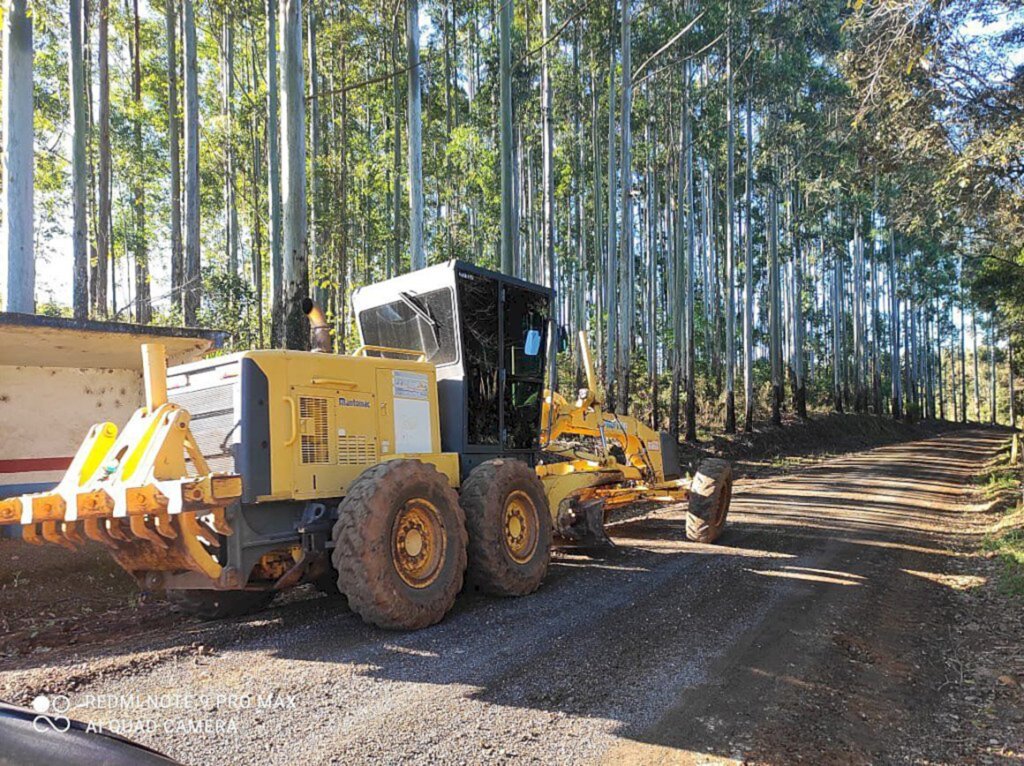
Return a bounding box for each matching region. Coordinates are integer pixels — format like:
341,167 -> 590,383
0,260 -> 732,630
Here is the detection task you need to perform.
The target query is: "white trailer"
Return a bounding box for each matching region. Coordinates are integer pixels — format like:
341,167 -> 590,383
0,314 -> 223,502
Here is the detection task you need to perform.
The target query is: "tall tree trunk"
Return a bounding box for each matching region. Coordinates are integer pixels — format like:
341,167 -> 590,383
889,229 -> 901,419
1,0 -> 34,313
280,0 -> 308,348
71,0 -> 89,318
742,90 -> 754,431
336,49 -> 349,351
406,0 -> 424,270
869,223 -> 881,413
223,14 -> 238,280
94,0 -> 110,316
391,17 -> 402,276
166,0 -> 182,312
183,0 -> 201,324
307,4 -> 322,299
266,0 -> 283,343
131,0 -> 150,323
724,6 -> 736,433
1010,340 -> 1016,430
683,55 -> 696,442
589,52 -> 605,389
990,321 -> 997,424
604,0 -> 618,401
958,259 -> 967,423
768,178 -> 782,426
248,33 -> 264,346
498,0 -> 514,274
791,180 -> 805,418
541,0 -> 559,400
615,0 -> 632,415
832,222 -> 844,412
972,307 -> 981,420
540,0 -> 555,292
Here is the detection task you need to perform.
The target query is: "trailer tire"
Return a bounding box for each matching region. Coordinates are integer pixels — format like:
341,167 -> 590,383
686,458 -> 733,544
166,589 -> 275,620
332,460 -> 467,630
460,459 -> 552,596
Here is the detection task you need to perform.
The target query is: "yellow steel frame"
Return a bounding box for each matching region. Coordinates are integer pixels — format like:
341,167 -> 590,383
536,331 -> 689,519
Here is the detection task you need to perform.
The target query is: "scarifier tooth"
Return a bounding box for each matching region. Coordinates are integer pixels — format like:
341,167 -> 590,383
41,521 -> 76,551
106,519 -> 131,542
154,512 -> 178,539
130,515 -> 168,549
62,521 -> 86,546
179,512 -> 223,580
208,507 -> 232,536
83,518 -> 120,549
22,524 -> 43,545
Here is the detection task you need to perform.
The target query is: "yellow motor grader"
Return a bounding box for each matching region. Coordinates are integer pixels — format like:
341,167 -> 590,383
0,261 -> 732,630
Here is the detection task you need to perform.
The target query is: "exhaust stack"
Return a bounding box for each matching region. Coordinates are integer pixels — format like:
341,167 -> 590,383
302,298 -> 333,353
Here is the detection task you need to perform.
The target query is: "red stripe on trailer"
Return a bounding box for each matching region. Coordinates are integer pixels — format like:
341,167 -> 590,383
0,457 -> 74,474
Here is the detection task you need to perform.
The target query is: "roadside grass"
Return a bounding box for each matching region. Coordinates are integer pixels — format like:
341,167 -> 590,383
977,442 -> 1024,596
983,511 -> 1024,596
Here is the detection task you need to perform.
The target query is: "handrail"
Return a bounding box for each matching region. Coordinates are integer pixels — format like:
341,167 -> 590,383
283,396 -> 298,447
352,345 -> 426,362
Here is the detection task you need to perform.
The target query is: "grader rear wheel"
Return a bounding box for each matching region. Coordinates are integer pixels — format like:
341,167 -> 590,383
165,589 -> 275,620
686,458 -> 734,544
460,459 -> 552,596
332,460 -> 467,630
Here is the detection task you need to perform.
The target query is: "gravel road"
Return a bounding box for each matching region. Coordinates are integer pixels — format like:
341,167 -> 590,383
0,427 -> 1007,764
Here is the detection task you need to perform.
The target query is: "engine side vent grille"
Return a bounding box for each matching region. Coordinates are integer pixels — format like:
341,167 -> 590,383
299,396 -> 330,464
338,435 -> 378,466
169,382 -> 236,474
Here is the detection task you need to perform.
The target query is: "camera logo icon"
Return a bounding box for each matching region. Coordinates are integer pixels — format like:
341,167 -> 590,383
31,694 -> 72,733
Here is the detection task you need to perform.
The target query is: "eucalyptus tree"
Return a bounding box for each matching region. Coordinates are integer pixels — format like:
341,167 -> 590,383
130,0 -> 151,323
183,0 -> 201,324
222,13 -> 239,278
407,0 -> 425,271
280,0 -> 309,348
167,0 -> 183,310
723,1 -> 736,433
94,0 -> 110,316
2,0 -> 34,313
604,0 -> 618,400
499,0 -> 514,274
70,0 -> 89,318
615,0 -> 633,414
742,76 -> 754,432
266,0 -> 283,343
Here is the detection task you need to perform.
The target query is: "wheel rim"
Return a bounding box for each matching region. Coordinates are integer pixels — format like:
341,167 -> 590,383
503,490 -> 539,564
392,498 -> 446,589
712,481 -> 733,527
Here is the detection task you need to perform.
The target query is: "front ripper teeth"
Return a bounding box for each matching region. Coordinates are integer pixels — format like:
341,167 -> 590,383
0,385 -> 241,584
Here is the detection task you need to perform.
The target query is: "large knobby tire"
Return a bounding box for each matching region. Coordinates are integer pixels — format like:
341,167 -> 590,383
166,589 -> 275,620
332,460 -> 467,630
686,458 -> 734,544
460,458 -> 552,596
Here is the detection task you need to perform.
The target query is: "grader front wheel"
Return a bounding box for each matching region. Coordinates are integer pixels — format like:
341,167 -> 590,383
460,459 -> 552,596
686,458 -> 734,544
332,460 -> 467,630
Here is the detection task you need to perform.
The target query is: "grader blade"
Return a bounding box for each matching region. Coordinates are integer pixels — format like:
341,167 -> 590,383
0,344 -> 241,585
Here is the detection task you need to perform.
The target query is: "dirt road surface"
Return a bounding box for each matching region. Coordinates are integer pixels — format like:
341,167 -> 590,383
0,428 -> 1011,764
